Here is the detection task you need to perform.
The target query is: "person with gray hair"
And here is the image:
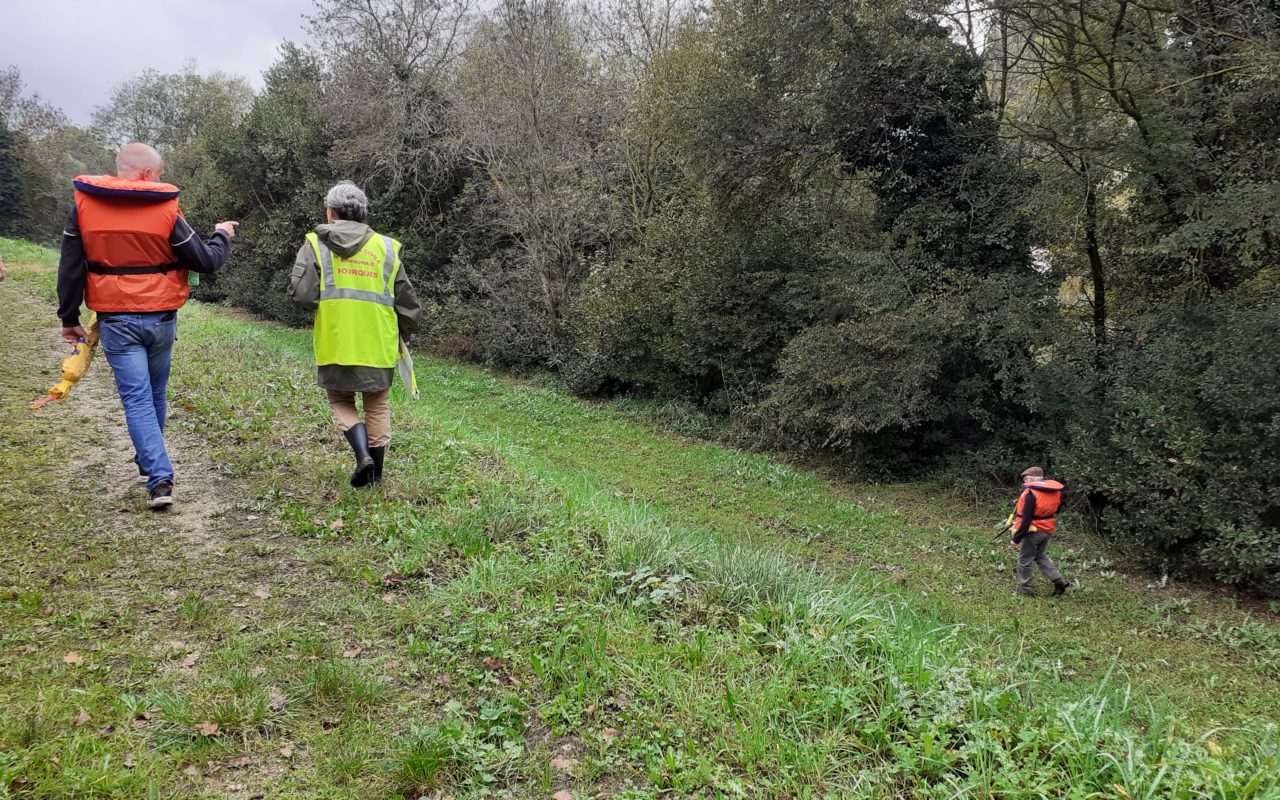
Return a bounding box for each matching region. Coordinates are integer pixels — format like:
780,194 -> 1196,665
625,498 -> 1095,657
288,181 -> 421,487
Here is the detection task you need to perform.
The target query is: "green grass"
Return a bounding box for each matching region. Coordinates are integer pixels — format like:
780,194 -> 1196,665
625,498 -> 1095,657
2,241 -> 1279,797
0,236 -> 58,271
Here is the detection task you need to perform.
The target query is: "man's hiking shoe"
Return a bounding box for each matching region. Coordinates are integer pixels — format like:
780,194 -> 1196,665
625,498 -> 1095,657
343,423 -> 376,488
1052,579 -> 1070,597
148,480 -> 174,510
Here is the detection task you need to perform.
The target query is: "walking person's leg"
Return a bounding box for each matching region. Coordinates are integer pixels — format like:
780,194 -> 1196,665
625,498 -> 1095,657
144,313 -> 177,486
327,389 -> 375,487
1015,536 -> 1039,595
147,314 -> 176,434
362,389 -> 390,483
100,315 -> 173,502
326,389 -> 360,431
1033,533 -> 1070,595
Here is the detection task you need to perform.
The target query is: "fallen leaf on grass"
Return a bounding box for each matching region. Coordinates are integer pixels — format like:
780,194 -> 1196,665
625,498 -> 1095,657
381,593 -> 398,606
73,710 -> 91,727
269,690 -> 286,711
280,746 -> 294,758
253,587 -> 271,600
180,651 -> 200,669
227,756 -> 253,769
551,756 -> 578,771
482,657 -> 501,671
601,727 -> 619,739
249,666 -> 266,677
553,791 -> 574,800
329,519 -> 344,532
193,722 -> 220,737
62,652 -> 84,665
342,647 -> 363,658
123,752 -> 135,768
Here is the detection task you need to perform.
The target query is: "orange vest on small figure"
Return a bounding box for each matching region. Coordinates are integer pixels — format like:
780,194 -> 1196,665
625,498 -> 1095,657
1014,479 -> 1064,535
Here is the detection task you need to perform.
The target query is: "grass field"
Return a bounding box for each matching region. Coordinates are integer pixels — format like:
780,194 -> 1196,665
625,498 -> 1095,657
2,237 -> 1278,798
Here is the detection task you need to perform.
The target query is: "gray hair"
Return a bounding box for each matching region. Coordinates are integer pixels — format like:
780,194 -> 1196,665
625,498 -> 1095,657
324,181 -> 369,222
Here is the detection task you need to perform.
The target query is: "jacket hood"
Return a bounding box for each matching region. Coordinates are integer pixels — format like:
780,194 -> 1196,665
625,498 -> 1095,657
315,220 -> 373,258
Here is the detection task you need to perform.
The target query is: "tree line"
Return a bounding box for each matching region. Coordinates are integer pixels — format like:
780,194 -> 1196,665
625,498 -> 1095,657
3,0 -> 1277,595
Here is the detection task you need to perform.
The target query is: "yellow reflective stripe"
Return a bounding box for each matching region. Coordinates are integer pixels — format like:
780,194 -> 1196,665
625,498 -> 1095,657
380,235 -> 395,295
318,243 -> 336,290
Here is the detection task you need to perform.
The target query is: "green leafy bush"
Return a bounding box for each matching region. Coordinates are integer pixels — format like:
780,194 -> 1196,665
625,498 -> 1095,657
1058,301 -> 1280,595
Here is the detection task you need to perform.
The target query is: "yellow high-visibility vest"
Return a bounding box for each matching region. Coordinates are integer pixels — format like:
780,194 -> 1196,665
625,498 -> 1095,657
307,231 -> 401,368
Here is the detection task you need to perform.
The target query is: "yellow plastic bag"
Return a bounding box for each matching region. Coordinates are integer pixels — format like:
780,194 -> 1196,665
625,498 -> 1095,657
31,314 -> 99,409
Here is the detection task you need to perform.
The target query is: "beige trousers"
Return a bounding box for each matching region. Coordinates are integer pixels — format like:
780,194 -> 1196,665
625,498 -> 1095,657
326,389 -> 391,447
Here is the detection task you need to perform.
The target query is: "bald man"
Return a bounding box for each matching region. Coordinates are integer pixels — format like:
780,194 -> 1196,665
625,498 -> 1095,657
57,143 -> 238,509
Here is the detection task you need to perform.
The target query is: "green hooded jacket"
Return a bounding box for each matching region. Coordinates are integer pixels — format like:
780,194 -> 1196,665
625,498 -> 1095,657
288,220 -> 422,392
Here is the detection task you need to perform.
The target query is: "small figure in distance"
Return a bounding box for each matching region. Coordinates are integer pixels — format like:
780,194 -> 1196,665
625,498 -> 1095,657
1011,466 -> 1071,597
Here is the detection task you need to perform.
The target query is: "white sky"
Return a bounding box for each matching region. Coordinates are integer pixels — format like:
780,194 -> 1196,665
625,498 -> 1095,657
0,0 -> 315,124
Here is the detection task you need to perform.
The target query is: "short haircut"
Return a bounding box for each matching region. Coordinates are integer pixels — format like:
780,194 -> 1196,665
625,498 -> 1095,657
116,143 -> 163,179
324,181 -> 369,222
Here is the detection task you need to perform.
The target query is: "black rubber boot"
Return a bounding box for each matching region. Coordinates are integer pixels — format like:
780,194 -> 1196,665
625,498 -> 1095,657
1052,579 -> 1070,597
343,423 -> 376,488
370,445 -> 386,485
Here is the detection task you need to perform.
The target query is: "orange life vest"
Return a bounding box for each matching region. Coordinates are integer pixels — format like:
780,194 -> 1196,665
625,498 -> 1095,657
73,175 -> 189,313
1015,479 -> 1064,534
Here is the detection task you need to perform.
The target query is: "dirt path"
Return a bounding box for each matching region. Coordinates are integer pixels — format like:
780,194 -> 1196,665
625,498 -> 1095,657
0,277 -> 397,797
57,322 -> 235,556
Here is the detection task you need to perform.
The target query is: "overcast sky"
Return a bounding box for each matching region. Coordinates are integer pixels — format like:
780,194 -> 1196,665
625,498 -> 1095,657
1,0 -> 315,124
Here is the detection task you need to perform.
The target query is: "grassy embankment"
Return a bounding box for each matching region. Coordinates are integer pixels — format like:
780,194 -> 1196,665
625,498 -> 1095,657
2,237 -> 1278,798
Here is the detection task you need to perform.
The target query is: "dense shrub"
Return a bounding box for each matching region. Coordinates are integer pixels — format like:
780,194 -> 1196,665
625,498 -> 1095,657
1057,301 -> 1280,595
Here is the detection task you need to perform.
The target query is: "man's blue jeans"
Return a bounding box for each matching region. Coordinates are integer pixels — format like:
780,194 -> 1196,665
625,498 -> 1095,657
99,312 -> 177,489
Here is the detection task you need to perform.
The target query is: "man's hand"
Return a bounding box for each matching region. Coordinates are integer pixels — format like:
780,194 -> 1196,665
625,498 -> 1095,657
215,221 -> 240,238
61,325 -> 88,344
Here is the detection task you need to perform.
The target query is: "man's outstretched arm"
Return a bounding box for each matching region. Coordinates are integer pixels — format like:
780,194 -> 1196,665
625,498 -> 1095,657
171,217 -> 238,273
